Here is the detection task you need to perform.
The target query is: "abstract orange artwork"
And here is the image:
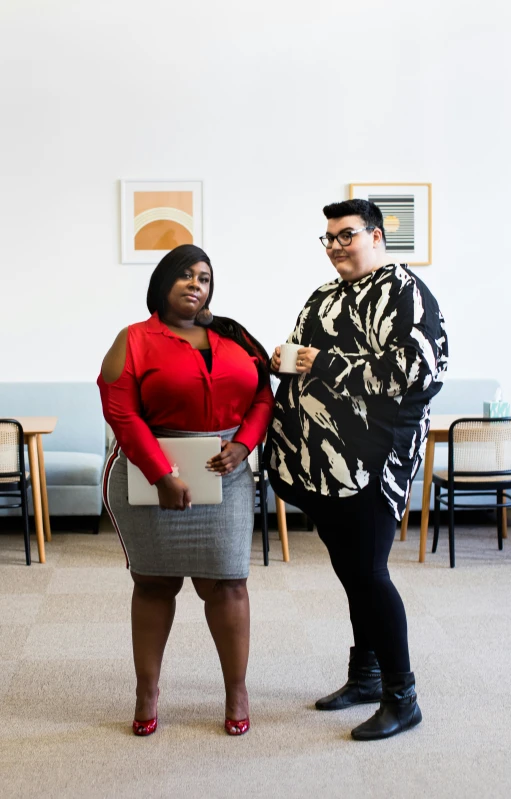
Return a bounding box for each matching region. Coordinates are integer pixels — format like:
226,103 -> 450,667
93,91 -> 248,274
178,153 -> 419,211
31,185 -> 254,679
121,181 -> 203,263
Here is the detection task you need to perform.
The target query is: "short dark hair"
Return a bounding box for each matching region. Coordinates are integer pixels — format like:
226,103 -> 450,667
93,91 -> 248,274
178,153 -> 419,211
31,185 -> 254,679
323,199 -> 387,244
146,244 -> 270,390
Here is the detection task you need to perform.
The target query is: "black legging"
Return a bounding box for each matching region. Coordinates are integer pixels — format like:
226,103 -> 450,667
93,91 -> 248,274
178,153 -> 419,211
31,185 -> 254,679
279,478 -> 410,673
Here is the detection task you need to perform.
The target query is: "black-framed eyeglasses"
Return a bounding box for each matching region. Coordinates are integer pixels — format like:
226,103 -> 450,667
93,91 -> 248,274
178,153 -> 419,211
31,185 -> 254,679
319,226 -> 375,248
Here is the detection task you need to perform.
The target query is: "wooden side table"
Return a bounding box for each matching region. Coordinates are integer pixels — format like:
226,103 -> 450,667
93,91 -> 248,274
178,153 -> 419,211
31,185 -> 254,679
13,416 -> 57,563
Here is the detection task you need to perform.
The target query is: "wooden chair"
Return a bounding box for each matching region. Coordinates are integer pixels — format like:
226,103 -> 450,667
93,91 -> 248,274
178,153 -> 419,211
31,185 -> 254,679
432,417 -> 511,567
400,489 -> 508,545
400,497 -> 411,541
0,419 -> 31,565
275,495 -> 290,562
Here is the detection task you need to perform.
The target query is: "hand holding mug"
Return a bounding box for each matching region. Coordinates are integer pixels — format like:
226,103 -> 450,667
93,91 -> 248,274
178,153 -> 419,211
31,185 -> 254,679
271,346 -> 282,373
295,347 -> 320,374
273,343 -> 320,374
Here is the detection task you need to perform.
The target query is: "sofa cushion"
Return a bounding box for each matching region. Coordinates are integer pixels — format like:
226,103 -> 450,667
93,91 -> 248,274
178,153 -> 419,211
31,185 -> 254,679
0,382 -> 105,455
42,452 -> 104,487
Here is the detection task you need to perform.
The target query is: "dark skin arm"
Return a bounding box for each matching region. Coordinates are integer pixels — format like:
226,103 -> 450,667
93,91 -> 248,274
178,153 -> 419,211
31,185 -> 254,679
206,441 -> 250,474
101,328 -> 193,512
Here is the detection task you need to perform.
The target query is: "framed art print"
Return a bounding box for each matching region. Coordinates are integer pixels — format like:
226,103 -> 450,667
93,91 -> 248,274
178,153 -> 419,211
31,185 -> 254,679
120,180 -> 203,264
349,183 -> 432,265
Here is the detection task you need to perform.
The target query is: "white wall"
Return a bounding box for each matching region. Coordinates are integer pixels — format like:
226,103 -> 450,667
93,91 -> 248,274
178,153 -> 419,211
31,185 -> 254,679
1,1 -> 510,396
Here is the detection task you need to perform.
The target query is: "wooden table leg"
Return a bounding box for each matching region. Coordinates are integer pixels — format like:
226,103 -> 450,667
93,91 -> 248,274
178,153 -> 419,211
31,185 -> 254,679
502,507 -> 507,539
275,495 -> 290,562
400,495 -> 411,541
419,434 -> 436,563
26,435 -> 46,564
36,434 -> 52,542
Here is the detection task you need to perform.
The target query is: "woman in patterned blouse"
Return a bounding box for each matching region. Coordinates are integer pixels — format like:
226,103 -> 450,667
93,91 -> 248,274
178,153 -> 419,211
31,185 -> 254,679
266,199 -> 448,741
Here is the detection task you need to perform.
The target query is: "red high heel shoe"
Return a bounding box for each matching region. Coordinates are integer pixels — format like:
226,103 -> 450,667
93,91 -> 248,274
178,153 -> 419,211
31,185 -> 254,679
132,689 -> 159,737
224,717 -> 250,736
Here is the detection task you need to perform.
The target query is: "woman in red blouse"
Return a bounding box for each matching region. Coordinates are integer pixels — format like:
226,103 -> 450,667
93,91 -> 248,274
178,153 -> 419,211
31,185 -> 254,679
98,244 -> 273,737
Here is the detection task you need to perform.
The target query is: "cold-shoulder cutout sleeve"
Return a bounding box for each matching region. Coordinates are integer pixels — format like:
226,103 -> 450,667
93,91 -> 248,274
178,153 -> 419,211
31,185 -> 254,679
101,328 -> 129,384
97,327 -> 173,483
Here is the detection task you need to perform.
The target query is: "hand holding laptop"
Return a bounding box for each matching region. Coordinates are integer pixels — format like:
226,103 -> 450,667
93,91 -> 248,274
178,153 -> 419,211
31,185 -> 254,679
155,473 -> 192,511
206,440 -> 249,475
128,437 -> 224,507
128,438 -> 249,508
150,440 -> 248,511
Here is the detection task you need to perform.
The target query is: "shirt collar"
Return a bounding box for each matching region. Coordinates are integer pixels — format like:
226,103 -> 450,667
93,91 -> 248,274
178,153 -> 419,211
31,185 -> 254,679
338,263 -> 396,292
146,311 -> 169,334
145,311 -> 220,347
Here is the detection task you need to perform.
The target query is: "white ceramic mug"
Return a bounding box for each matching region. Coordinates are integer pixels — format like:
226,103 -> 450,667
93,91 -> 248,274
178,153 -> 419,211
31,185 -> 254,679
279,343 -> 301,374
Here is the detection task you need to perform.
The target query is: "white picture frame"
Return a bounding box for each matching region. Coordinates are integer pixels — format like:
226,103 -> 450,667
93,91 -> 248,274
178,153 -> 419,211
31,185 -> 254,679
120,180 -> 203,264
349,183 -> 432,266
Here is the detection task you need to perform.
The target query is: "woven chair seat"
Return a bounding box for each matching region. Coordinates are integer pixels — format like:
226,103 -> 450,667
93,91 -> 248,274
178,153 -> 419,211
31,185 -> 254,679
0,471 -> 30,483
434,469 -> 511,484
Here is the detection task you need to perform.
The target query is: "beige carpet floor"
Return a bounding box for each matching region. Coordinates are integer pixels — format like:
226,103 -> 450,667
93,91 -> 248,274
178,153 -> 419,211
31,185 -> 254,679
1,514 -> 511,798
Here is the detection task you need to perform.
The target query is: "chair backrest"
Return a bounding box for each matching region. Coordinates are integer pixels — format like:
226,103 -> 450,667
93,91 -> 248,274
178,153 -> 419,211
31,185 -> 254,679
449,418 -> 511,480
247,444 -> 263,477
430,378 -> 501,415
0,419 -> 24,483
0,383 -> 105,455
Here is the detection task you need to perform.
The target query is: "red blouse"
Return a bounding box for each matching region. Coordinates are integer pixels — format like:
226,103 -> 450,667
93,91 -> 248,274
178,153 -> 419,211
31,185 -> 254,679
97,312 -> 274,484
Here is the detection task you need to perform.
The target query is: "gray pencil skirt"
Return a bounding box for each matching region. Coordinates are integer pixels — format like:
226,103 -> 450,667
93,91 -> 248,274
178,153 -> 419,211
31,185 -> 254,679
102,427 -> 256,579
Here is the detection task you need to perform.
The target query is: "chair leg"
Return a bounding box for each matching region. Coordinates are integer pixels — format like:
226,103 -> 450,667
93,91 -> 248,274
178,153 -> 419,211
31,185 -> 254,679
92,515 -> 101,535
503,504 -> 508,539
275,495 -> 290,562
400,495 -> 411,541
448,486 -> 455,568
21,479 -> 31,566
260,479 -> 269,567
432,484 -> 440,553
497,491 -> 503,551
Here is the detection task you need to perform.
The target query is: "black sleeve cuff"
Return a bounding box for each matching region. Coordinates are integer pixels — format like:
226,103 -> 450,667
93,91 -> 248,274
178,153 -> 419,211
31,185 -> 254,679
311,350 -> 342,384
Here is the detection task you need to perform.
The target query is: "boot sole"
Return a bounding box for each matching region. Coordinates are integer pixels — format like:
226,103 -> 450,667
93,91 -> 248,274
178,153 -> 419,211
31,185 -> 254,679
316,698 -> 382,711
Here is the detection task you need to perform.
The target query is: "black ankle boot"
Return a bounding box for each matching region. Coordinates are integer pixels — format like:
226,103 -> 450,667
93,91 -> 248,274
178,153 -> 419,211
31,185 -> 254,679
351,671 -> 422,740
315,648 -> 382,711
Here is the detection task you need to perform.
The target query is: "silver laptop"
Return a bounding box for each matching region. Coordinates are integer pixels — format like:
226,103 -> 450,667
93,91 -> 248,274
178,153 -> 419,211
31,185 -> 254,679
127,437 -> 223,505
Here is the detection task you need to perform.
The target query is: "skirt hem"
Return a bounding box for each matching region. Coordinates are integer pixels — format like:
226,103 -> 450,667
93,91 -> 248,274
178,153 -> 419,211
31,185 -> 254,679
128,569 -> 249,580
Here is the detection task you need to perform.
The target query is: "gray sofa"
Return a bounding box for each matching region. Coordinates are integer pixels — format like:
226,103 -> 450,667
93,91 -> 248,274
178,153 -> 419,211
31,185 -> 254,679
266,378 -> 500,514
0,383 -> 106,528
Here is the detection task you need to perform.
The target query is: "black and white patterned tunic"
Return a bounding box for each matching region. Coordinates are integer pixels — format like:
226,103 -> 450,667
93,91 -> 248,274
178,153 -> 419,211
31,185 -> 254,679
266,264 -> 449,520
